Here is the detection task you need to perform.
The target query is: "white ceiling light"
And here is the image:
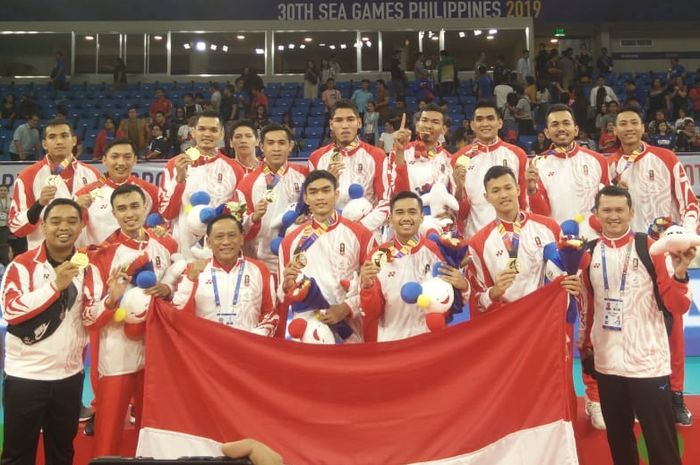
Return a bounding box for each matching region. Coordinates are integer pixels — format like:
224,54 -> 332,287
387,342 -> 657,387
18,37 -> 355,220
85,35 -> 94,41
277,45 -> 284,51
222,45 -> 229,52
288,44 -> 295,49
550,38 -> 559,43
304,37 -> 312,42
183,43 -> 191,50
210,44 -> 217,51
340,43 -> 347,49
365,41 -> 372,48
431,36 -> 439,41
255,48 -> 264,54
486,35 -> 495,40
362,36 -> 369,41
195,41 -> 206,51
299,44 -> 306,49
474,30 -> 482,36
459,32 -> 465,38
329,45 -> 336,50
237,35 -> 245,40
153,35 -> 163,41
489,29 -> 498,34
319,43 -> 326,47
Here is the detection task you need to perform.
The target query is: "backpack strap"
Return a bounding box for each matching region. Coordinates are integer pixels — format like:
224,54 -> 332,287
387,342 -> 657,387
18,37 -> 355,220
633,232 -> 674,336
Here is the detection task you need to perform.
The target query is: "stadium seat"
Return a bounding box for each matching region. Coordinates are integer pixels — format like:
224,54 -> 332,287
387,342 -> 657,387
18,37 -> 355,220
304,127 -> 325,138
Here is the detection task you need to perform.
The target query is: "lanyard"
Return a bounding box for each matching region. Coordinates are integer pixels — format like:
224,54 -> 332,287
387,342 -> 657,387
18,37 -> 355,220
392,236 -> 419,259
293,214 -> 337,256
263,164 -> 285,190
496,214 -> 522,259
211,260 -> 246,308
50,156 -> 72,175
600,239 -> 633,295
614,147 -> 643,183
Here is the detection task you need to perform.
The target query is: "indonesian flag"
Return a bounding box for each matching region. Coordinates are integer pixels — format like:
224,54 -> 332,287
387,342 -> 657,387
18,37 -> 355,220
137,280 -> 579,465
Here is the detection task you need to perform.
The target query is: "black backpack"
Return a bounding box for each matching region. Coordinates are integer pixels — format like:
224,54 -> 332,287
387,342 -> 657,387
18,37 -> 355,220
587,232 -> 674,336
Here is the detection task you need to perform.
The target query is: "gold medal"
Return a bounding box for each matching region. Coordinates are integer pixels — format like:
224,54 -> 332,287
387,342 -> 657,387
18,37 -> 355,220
90,188 -> 104,200
371,249 -> 388,268
331,151 -> 342,164
507,257 -> 520,273
263,189 -> 276,203
70,252 -> 89,269
185,147 -> 201,161
293,252 -> 308,268
45,175 -> 60,187
456,155 -> 470,168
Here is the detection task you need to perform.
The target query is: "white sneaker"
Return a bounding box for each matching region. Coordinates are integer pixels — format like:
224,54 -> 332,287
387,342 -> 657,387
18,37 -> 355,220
585,396 -> 606,430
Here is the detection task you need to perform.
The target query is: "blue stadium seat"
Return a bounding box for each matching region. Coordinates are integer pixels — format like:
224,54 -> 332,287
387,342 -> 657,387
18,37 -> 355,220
303,138 -> 321,149
291,115 -> 306,126
304,127 -> 325,138
519,135 -> 537,152
307,116 -> 325,127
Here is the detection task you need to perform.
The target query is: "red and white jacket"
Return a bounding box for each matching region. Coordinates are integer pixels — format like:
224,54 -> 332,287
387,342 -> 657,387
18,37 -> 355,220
278,215 -> 375,342
172,256 -> 278,336
9,155 -> 100,249
581,231 -> 691,378
238,163 -> 309,274
309,141 -> 392,234
0,243 -> 88,380
360,236 -> 447,342
83,229 -> 178,377
232,157 -> 261,176
468,211 -> 559,315
392,142 -> 453,195
528,145 -> 609,238
452,139 -> 529,238
158,151 -> 245,258
75,175 -> 159,247
609,143 -> 699,233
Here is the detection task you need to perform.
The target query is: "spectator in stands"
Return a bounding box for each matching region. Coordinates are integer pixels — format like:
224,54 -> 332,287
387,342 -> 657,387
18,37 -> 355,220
414,52 -> 429,81
303,60 -> 319,100
177,114 -> 197,153
233,78 -> 249,120
494,75 -> 514,111
475,65 -> 493,100
328,55 -> 341,77
1,94 -> 17,127
149,111 -> 171,152
533,79 -> 551,124
375,79 -> 390,123
534,43 -> 548,79
92,117 -> 123,160
689,79 -> 700,120
650,121 -> 676,151
558,48 -> 576,90
118,106 -> 149,156
575,43 -> 593,81
16,94 -> 37,120
493,55 -> 511,87
220,84 -> 238,124
229,120 -> 260,174
113,58 -> 127,91
281,112 -> 297,140
623,79 -> 646,107
320,59 -> 335,86
149,88 -> 173,121
473,51 -> 487,74
450,120 -> 474,153
351,79 -> 374,115
362,101 -> 380,145
170,107 -> 186,150
597,121 -> 619,154
676,118 -> 700,152
674,109 -> 691,131
596,47 -> 613,75
437,50 -> 457,97
378,121 -> 395,154
647,77 -> 669,120
250,87 -> 269,117
647,109 -> 668,137
501,92 -> 519,144
516,49 -> 530,84
49,51 -> 67,91
669,57 -> 686,81
10,114 -> 41,161
252,106 -> 270,135
0,184 -> 9,245
590,76 -> 619,115
597,101 -> 619,133
145,124 -> 170,159
544,49 -> 561,88
243,67 -> 266,94
391,50 -> 408,100
511,86 -> 534,135
668,76 -> 689,119
576,129 -> 597,151
322,78 -> 342,114
531,131 -> 549,154
209,83 -> 222,113
415,80 -> 434,104
183,93 -> 202,119
388,99 -> 411,130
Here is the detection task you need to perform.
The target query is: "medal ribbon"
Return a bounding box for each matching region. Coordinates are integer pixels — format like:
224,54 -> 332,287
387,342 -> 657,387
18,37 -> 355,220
391,236 -> 419,259
546,142 -> 576,157
263,164 -> 286,190
496,213 -> 523,259
600,236 -> 634,296
50,156 -> 72,176
211,259 -> 246,311
293,213 -> 337,256
613,146 -> 643,184
332,138 -> 361,159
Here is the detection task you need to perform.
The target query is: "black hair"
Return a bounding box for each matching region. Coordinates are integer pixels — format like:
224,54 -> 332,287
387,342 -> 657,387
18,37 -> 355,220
230,119 -> 258,138
43,118 -> 73,138
43,198 -> 82,221
545,103 -> 576,124
483,165 -> 517,188
330,99 -> 360,119
206,214 -> 243,235
615,105 -> 644,123
110,183 -> 146,207
195,110 -> 223,127
594,185 -> 632,210
260,123 -> 293,142
303,170 -> 337,192
103,136 -> 136,157
474,100 -> 499,115
390,191 -> 423,212
420,103 -> 446,123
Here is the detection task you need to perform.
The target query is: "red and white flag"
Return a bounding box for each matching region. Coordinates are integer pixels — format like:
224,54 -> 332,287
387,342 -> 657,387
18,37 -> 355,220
137,280 -> 579,465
